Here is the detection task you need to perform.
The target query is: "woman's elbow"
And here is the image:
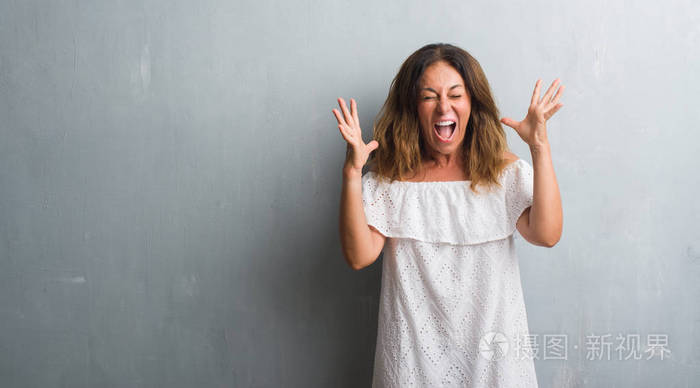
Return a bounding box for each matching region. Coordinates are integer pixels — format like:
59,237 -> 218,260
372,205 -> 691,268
348,259 -> 372,271
343,251 -> 377,271
541,237 -> 559,248
540,229 -> 562,247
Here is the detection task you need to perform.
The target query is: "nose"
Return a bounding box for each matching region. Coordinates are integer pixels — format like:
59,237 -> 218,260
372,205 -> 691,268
437,96 -> 451,113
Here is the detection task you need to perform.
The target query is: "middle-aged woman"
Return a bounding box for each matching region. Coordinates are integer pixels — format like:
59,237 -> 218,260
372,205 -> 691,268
332,43 -> 563,387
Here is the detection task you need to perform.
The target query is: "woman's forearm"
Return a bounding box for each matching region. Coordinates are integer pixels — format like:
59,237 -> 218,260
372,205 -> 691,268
528,141 -> 563,246
339,168 -> 383,270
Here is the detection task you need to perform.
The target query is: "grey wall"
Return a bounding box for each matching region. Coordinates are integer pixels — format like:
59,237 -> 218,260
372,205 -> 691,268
1,0 -> 698,387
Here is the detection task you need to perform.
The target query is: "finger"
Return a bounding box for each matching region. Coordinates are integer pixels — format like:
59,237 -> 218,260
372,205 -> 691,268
332,108 -> 347,126
366,140 -> 379,152
545,103 -> 563,119
548,84 -> 565,106
338,97 -> 353,126
500,117 -> 518,129
530,79 -> 542,106
541,78 -> 560,105
351,98 -> 360,125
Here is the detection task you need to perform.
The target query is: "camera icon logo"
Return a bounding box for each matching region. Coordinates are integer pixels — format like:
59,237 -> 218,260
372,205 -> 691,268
478,331 -> 510,360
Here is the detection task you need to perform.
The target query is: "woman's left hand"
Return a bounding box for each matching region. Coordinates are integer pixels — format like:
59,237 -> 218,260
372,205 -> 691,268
500,78 -> 564,147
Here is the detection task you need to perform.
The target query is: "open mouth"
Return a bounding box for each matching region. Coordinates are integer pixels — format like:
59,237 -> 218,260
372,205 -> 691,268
434,121 -> 456,142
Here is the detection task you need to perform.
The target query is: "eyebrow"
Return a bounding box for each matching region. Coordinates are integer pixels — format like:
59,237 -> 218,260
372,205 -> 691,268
420,85 -> 464,93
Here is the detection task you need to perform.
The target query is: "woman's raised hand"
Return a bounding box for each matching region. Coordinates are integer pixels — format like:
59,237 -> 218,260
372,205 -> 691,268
332,97 -> 379,176
500,78 -> 564,148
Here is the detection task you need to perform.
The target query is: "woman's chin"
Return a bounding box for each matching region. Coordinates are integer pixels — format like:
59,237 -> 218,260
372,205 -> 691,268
427,140 -> 462,156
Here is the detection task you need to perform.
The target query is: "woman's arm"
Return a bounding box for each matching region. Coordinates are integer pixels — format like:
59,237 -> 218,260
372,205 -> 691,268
502,78 -> 565,247
516,141 -> 563,247
332,97 -> 386,270
339,168 -> 386,270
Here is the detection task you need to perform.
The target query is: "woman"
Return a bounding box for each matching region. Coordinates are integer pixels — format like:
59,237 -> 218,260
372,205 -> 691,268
333,43 -> 563,387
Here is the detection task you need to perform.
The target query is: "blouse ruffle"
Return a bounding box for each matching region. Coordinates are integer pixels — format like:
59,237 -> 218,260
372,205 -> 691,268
361,159 -> 534,245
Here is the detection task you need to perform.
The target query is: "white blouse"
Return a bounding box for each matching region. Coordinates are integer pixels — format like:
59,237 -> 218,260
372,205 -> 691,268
362,159 -> 539,388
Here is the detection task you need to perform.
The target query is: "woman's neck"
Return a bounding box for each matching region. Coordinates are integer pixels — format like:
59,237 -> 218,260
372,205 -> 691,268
424,149 -> 464,169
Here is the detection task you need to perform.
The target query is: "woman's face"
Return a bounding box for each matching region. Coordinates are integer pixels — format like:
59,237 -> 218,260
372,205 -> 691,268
417,60 -> 471,158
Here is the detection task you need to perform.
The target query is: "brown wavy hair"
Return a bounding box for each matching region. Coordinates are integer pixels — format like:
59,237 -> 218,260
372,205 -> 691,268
368,43 -> 511,193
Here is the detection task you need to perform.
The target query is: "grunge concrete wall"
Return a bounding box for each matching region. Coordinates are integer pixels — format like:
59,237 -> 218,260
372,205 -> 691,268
0,0 -> 698,386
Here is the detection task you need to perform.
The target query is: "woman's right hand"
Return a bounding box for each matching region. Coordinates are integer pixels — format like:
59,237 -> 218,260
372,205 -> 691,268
332,97 -> 379,177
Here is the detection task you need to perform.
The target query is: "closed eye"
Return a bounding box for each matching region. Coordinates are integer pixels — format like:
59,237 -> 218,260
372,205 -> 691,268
422,95 -> 462,101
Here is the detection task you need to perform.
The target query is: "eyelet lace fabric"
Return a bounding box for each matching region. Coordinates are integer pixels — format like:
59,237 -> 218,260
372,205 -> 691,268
362,159 -> 538,388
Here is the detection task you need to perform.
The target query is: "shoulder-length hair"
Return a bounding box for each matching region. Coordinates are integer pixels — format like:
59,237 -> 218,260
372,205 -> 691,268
368,43 -> 511,193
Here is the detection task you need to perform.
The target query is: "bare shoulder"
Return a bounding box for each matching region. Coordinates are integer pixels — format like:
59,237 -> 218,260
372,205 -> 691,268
502,150 -> 520,165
